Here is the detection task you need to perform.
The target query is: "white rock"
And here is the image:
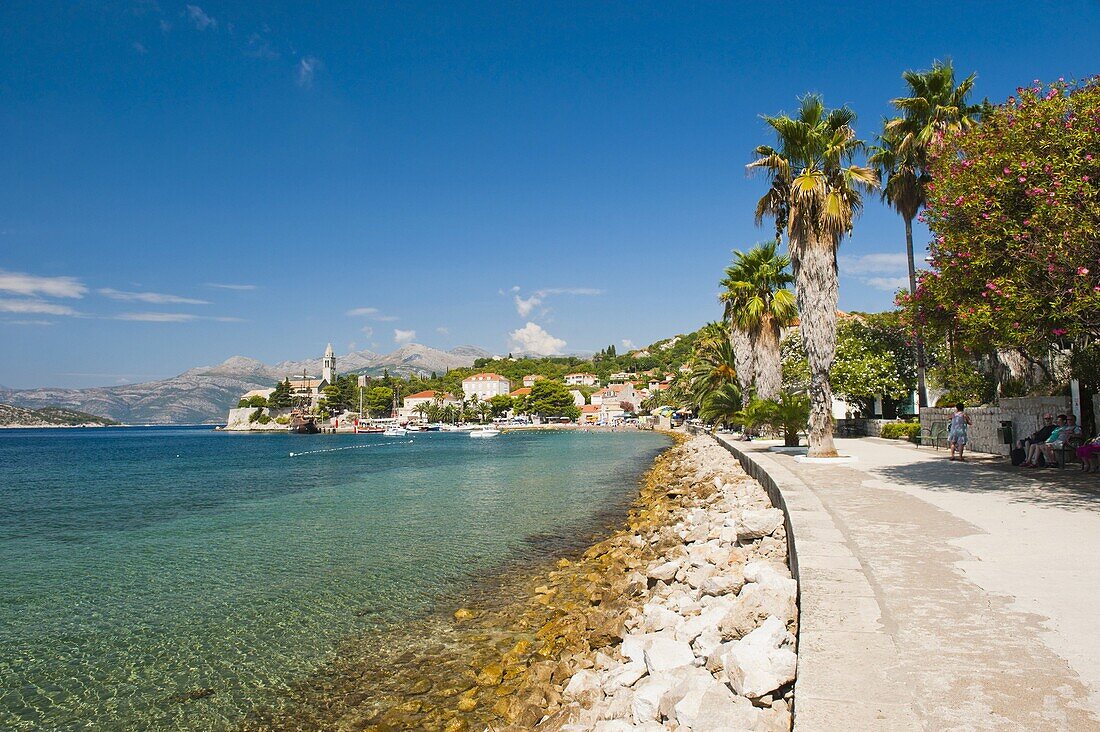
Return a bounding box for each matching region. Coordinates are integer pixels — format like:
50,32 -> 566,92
701,571 -> 744,597
744,560 -> 793,586
692,626 -> 723,660
563,668 -> 603,701
641,604 -> 684,633
602,660 -> 648,689
738,508 -> 784,541
674,682 -> 761,732
647,560 -> 680,582
593,720 -> 634,732
631,672 -> 676,722
656,666 -> 717,719
720,581 -> 797,639
722,616 -> 798,698
643,636 -> 696,673
685,564 -> 718,590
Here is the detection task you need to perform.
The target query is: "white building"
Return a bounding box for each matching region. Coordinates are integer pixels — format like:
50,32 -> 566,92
462,372 -> 512,400
569,389 -> 585,407
522,374 -> 545,388
322,343 -> 336,384
565,372 -> 599,386
590,382 -> 641,412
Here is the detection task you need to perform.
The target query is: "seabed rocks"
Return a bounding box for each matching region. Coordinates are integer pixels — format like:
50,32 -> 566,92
242,434 -> 796,732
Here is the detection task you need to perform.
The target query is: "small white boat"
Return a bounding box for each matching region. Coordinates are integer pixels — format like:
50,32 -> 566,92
383,427 -> 408,437
469,428 -> 501,438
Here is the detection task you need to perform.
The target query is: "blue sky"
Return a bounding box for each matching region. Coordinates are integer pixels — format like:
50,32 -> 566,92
1,1 -> 1097,389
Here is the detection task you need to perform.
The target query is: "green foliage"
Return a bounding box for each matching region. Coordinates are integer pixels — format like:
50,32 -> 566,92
699,383 -> 743,427
755,391 -> 811,446
488,394 -> 514,417
365,386 -> 395,417
523,380 -> 581,420
268,379 -> 293,409
912,77 -> 1100,371
880,421 -> 921,440
248,408 -> 264,423
274,415 -> 290,425
783,313 -> 916,408
255,414 -> 272,425
689,323 -> 739,410
321,384 -> 347,413
238,395 -> 268,408
719,241 -> 796,332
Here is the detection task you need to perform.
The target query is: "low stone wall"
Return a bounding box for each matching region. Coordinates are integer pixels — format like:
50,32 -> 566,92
920,396 -> 1071,456
223,407 -> 290,431
835,419 -> 895,438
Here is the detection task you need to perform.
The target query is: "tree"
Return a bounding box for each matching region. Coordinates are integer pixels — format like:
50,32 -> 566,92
413,401 -> 431,423
873,60 -> 982,408
699,383 -> 743,428
720,241 -> 796,399
689,323 -> 740,410
525,380 -> 581,420
749,94 -> 878,456
321,384 -> 347,413
238,394 -> 268,408
365,386 -> 395,417
488,394 -> 514,417
912,77 -> 1100,389
757,391 -> 811,447
268,379 -> 292,409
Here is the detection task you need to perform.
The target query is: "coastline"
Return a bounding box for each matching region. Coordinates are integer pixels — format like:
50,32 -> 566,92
241,431 -> 796,731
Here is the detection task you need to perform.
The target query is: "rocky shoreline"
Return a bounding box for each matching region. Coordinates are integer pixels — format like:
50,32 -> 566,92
242,433 -> 796,731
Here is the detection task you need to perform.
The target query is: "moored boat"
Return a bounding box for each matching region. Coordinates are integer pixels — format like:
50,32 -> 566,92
383,427 -> 408,437
469,428 -> 501,438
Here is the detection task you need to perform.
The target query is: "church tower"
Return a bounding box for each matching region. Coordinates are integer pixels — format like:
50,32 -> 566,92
322,343 -> 336,384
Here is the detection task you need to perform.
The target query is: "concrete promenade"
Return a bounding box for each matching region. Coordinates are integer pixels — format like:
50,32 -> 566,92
717,435 -> 1100,731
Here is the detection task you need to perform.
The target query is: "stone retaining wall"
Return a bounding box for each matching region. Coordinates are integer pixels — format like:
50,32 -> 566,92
920,396 -> 1072,456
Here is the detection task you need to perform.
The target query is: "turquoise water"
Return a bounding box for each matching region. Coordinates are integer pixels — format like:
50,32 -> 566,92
0,426 -> 668,730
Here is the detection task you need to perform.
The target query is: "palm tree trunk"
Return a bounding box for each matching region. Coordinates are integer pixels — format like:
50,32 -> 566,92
905,216 -> 929,409
793,234 -> 839,457
729,326 -> 754,407
752,317 -> 782,400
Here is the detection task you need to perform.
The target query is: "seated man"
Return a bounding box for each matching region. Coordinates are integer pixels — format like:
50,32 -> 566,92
1034,414 -> 1082,468
1022,414 -> 1066,467
1017,414 -> 1056,450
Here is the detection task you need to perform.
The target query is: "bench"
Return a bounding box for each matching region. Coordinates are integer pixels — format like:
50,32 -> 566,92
918,421 -> 948,449
1056,434 -> 1086,469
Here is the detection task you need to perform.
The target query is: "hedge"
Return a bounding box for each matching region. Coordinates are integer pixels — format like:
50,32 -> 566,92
880,422 -> 921,440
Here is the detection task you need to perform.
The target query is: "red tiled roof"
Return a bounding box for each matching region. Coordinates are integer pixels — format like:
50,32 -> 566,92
463,372 -> 509,382
581,404 -> 600,412
509,387 -> 532,396
406,390 -> 444,399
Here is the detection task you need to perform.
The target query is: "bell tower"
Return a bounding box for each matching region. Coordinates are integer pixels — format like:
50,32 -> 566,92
322,343 -> 336,383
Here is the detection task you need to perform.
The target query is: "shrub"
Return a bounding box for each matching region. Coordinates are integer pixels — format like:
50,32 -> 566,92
256,414 -> 272,425
249,408 -> 264,423
274,415 -> 290,425
881,422 -> 921,440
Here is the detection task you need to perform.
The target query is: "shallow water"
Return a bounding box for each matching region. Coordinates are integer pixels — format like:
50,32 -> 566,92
0,426 -> 668,730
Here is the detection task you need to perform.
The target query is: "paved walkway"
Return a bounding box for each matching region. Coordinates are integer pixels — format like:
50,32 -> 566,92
718,435 -> 1100,731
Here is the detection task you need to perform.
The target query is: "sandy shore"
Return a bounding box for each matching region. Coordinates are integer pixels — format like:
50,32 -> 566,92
240,432 -> 796,731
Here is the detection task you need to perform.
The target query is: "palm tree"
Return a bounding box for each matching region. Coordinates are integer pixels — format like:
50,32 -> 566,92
689,323 -> 740,410
699,383 -> 743,429
720,241 -> 797,400
876,60 -> 981,409
413,401 -> 431,424
748,94 -> 878,457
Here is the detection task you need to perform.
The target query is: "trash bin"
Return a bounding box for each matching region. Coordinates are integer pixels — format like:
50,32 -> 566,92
998,420 -> 1013,445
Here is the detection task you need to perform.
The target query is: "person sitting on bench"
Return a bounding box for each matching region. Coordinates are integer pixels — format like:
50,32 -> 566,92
1021,414 -> 1066,467
1017,414 -> 1056,451
1076,434 -> 1100,473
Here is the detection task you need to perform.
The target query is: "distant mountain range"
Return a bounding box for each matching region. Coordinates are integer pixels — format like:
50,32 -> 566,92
0,344 -> 494,425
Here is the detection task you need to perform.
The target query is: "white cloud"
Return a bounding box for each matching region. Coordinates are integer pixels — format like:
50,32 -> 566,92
622,339 -> 636,350
0,299 -> 79,315
347,307 -> 397,321
185,5 -> 216,30
394,328 -> 416,344
207,282 -> 256,290
245,33 -> 279,59
360,326 -> 374,337
3,319 -> 54,326
297,56 -> 322,87
436,326 -> 449,335
99,288 -> 209,305
865,277 -> 910,292
510,286 -> 603,318
838,252 -> 908,275
114,312 -> 244,322
514,294 -> 541,317
0,269 -> 86,298
509,322 -> 566,355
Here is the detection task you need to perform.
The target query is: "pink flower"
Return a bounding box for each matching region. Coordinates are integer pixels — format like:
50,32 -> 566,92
1018,176 -> 1027,182
1052,328 -> 1067,336
1079,267 -> 1090,275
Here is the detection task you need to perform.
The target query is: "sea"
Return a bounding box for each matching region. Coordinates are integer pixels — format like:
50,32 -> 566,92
0,426 -> 669,730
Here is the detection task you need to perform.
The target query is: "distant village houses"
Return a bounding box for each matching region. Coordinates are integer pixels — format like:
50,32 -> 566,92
398,390 -> 458,421
564,372 -> 599,386
522,374 -> 545,387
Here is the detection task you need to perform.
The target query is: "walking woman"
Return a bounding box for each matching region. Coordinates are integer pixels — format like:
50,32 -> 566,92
948,402 -> 972,461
